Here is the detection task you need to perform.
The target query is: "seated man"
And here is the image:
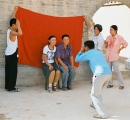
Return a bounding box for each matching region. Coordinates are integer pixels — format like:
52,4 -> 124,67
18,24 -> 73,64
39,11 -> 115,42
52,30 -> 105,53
55,34 -> 76,91
75,41 -> 112,119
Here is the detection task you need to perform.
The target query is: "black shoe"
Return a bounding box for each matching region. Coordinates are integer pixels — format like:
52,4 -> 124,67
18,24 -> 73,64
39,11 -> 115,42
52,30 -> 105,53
90,104 -> 95,109
107,85 -> 113,88
67,87 -> 72,90
8,88 -> 20,92
119,86 -> 124,90
62,87 -> 68,91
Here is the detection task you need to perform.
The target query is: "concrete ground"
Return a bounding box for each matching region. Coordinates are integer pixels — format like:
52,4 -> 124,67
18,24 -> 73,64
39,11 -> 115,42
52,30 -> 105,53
0,79 -> 130,120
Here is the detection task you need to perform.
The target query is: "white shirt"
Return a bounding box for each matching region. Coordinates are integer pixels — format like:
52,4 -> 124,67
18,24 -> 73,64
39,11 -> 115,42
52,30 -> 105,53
91,27 -> 104,50
42,45 -> 56,63
5,29 -> 18,55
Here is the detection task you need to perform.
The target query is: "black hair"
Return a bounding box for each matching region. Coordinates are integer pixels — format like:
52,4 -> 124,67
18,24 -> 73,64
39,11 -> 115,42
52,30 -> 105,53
48,35 -> 56,40
10,18 -> 17,26
48,35 -> 56,44
84,40 -> 94,49
62,34 -> 70,40
94,24 -> 102,32
111,25 -> 118,31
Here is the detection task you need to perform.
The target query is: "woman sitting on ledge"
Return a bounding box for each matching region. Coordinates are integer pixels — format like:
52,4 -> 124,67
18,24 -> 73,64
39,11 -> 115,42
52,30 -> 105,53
42,36 -> 60,93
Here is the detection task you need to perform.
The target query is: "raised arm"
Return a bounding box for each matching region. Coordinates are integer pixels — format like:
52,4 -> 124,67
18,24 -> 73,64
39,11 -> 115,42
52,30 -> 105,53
75,47 -> 89,62
83,16 -> 92,29
75,52 -> 88,62
10,19 -> 22,37
12,6 -> 18,18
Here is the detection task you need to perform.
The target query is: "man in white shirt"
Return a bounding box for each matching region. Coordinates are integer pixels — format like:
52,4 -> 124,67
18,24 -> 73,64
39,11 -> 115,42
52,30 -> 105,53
84,16 -> 104,51
5,6 -> 22,92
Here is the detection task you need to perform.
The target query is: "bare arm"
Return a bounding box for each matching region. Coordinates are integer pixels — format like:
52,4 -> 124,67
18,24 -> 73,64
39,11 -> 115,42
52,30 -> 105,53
104,41 -> 108,48
43,54 -> 52,67
57,58 -> 66,67
83,16 -> 91,29
10,6 -> 22,38
57,58 -> 68,70
70,56 -> 76,70
70,56 -> 74,66
10,19 -> 22,41
55,58 -> 59,67
12,6 -> 18,18
11,26 -> 22,36
42,54 -> 53,70
118,46 -> 125,53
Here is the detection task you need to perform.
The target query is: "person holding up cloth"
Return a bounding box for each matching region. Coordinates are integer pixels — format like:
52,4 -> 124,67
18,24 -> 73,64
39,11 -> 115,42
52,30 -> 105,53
5,6 -> 22,92
84,16 -> 104,51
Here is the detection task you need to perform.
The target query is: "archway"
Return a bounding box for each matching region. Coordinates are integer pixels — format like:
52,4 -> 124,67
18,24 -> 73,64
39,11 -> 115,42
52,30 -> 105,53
87,1 -> 130,58
93,2 -> 130,58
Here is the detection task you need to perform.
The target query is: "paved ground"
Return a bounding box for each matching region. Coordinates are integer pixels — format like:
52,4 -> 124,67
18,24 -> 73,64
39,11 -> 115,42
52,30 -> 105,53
0,79 -> 130,120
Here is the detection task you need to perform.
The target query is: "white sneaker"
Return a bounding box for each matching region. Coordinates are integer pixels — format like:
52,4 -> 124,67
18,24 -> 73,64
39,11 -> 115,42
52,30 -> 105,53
93,114 -> 109,119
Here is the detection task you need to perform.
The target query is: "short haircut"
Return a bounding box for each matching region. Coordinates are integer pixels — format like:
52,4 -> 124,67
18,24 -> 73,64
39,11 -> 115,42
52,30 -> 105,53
111,25 -> 118,31
94,24 -> 102,32
48,35 -> 56,40
10,18 -> 17,26
84,40 -> 94,49
62,34 -> 70,40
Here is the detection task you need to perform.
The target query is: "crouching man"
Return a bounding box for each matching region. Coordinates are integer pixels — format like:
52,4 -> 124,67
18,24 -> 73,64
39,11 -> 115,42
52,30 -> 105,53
75,40 -> 112,119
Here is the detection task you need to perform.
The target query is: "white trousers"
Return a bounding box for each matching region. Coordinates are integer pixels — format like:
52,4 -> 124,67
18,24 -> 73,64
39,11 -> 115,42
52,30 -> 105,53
108,60 -> 124,86
91,74 -> 112,117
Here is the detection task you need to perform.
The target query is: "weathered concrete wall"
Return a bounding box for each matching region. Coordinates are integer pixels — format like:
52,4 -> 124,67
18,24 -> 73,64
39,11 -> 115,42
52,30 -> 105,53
0,0 -> 130,87
0,62 -> 92,87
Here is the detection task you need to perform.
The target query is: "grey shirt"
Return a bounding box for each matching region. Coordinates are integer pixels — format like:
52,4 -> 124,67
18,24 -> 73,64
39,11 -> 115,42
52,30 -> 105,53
91,27 -> 104,50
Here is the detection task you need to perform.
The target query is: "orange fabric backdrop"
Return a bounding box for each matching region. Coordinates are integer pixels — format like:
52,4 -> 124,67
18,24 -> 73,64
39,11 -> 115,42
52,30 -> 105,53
16,7 -> 84,68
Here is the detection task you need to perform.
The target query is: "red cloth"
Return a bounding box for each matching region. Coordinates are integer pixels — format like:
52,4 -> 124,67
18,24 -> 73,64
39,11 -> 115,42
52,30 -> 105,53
16,7 -> 84,68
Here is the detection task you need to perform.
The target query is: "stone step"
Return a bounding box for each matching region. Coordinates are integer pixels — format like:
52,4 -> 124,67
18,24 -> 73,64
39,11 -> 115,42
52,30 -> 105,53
112,62 -> 130,79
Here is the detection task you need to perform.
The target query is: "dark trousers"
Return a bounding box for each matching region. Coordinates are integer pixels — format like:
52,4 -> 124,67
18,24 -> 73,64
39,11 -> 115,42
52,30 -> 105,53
5,50 -> 18,91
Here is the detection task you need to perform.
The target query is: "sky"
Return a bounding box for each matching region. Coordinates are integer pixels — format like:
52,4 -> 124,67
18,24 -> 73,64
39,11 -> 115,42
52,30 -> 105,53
93,5 -> 130,58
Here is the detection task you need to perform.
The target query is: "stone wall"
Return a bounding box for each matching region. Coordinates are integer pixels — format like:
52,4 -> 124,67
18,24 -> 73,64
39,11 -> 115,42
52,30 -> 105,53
0,0 -> 130,87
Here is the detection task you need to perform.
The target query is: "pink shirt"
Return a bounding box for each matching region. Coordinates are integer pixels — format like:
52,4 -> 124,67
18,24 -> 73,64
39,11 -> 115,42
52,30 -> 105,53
105,34 -> 128,62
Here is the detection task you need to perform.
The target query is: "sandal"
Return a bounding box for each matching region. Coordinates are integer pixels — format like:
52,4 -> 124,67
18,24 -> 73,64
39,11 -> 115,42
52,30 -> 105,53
119,86 -> 124,90
53,86 -> 58,92
9,88 -> 20,92
107,85 -> 113,88
48,87 -> 53,93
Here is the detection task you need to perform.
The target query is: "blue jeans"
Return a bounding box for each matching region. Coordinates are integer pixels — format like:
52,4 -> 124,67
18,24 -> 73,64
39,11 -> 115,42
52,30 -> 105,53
60,65 -> 76,87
